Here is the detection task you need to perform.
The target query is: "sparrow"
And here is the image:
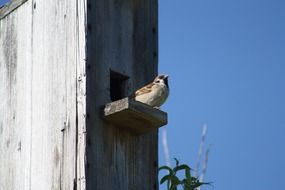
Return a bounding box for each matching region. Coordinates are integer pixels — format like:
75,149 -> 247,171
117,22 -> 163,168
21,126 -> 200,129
134,74 -> 169,108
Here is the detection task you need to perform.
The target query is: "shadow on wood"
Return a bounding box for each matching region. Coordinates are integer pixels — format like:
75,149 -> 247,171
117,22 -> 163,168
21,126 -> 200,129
103,97 -> 167,134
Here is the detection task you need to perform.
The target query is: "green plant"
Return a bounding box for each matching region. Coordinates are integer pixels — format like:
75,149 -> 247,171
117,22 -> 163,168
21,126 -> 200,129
159,158 -> 212,190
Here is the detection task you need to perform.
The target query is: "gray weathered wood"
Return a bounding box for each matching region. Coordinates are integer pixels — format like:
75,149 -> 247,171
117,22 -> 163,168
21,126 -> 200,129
0,0 -> 158,189
86,0 -> 159,189
104,98 -> 167,134
76,1 -> 87,189
0,0 -> 28,19
0,0 -> 86,189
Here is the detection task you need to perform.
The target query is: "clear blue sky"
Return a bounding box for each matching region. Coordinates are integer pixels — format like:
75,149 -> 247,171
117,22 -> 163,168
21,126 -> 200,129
158,0 -> 285,190
1,0 -> 284,189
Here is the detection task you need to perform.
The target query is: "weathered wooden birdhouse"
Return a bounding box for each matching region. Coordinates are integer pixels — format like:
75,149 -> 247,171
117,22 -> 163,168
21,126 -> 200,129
0,0 -> 167,189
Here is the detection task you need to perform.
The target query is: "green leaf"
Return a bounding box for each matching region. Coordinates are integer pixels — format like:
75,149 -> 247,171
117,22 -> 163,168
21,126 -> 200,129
170,177 -> 180,190
185,168 -> 191,179
171,176 -> 181,185
160,174 -> 170,185
159,166 -> 174,175
159,158 -> 213,190
173,164 -> 191,172
190,176 -> 198,182
183,183 -> 193,190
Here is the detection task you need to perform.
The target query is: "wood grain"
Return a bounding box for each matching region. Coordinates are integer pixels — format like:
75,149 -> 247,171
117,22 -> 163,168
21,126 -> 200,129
86,0 -> 159,189
0,0 -> 158,189
0,0 -> 86,189
104,98 -> 167,134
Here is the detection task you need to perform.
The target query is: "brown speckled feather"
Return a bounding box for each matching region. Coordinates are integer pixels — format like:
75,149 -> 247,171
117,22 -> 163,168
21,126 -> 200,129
135,83 -> 154,96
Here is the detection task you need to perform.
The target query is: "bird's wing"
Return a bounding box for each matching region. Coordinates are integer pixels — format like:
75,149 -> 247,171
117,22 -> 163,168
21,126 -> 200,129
135,83 -> 153,96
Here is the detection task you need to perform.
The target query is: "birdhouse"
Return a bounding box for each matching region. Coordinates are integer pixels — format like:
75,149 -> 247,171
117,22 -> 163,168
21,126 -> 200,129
0,0 -> 164,190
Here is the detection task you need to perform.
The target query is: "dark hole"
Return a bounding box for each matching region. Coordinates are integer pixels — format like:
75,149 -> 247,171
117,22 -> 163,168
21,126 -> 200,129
110,70 -> 129,101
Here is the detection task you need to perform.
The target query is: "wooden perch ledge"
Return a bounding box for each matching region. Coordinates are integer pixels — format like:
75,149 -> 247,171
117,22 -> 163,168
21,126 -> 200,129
103,97 -> 168,134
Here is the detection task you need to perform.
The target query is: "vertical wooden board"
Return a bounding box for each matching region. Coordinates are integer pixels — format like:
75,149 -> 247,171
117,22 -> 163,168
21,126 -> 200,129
30,0 -> 62,189
86,0 -> 158,189
75,0 -> 87,189
30,0 -> 80,189
14,3 -> 33,190
0,0 -> 85,189
0,2 -> 33,190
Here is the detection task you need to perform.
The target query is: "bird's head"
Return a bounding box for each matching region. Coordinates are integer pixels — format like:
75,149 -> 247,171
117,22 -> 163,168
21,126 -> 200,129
154,74 -> 169,87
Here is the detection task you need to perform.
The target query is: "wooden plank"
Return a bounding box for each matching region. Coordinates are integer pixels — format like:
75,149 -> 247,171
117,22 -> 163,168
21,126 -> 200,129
0,0 -> 28,19
85,0 -> 159,189
29,0 -> 82,189
0,1 -> 33,189
1,0 -> 159,189
0,0 -> 86,189
103,98 -> 167,134
75,0 -> 87,189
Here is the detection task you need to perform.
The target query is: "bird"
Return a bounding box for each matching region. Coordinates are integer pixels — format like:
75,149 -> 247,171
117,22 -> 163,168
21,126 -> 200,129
134,74 -> 169,108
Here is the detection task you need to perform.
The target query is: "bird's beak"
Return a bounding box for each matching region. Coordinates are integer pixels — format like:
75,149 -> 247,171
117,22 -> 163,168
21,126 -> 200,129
164,75 -> 169,79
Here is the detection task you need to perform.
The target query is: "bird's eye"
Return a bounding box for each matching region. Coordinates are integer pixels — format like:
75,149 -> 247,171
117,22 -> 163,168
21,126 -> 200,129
155,80 -> 160,83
